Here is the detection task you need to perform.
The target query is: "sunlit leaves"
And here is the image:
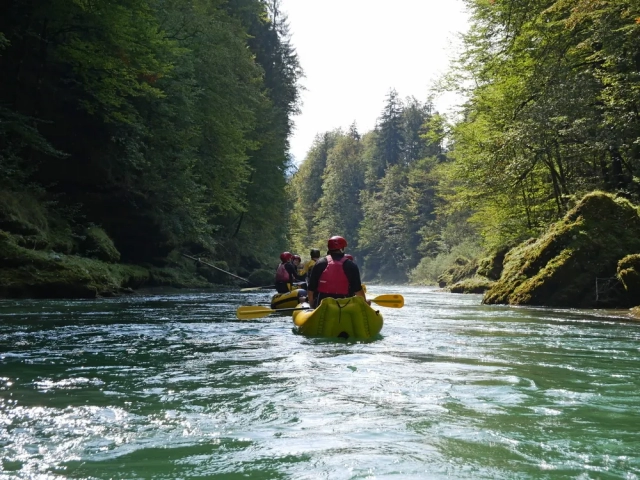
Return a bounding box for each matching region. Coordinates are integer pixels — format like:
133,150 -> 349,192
447,0 -> 640,249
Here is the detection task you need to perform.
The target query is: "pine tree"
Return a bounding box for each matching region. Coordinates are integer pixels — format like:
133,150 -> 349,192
375,89 -> 404,171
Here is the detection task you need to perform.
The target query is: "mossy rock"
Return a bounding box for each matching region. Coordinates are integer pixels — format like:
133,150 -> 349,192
477,244 -> 512,280
437,257 -> 478,287
81,226 -> 120,263
483,191 -> 640,307
48,219 -> 78,254
14,234 -> 50,250
449,277 -> 495,294
248,268 -> 274,287
617,254 -> 640,298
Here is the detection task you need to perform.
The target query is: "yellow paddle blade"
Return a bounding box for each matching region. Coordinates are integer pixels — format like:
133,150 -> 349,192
371,294 -> 404,308
236,305 -> 275,319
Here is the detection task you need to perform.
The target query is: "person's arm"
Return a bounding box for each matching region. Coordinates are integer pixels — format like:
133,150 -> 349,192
306,260 -> 325,307
345,261 -> 369,304
285,263 -> 301,282
354,289 -> 370,305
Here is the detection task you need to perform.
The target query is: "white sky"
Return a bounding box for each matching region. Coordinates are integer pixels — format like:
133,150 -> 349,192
279,0 -> 471,163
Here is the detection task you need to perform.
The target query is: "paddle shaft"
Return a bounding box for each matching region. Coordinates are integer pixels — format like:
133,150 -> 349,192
182,253 -> 253,285
236,294 -> 404,319
236,305 -> 310,319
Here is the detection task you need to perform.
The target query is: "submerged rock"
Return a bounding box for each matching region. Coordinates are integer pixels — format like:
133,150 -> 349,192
483,191 -> 640,308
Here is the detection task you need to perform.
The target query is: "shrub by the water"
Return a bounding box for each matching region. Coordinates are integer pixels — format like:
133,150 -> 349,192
248,269 -> 274,286
81,226 -> 121,263
410,241 -> 484,285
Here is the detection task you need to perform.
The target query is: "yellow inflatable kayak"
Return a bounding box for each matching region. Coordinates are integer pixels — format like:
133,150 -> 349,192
292,296 -> 383,340
271,288 -> 306,309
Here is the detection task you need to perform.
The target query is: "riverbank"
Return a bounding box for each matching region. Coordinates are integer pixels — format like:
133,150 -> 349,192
0,229 -> 223,299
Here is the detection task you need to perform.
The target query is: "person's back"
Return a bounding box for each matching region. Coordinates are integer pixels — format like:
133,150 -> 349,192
274,252 -> 293,293
307,236 -> 368,308
275,252 -> 306,293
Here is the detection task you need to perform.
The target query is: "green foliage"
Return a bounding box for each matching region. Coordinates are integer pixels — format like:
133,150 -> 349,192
359,165 -> 413,282
375,89 -> 404,173
248,268 -> 274,286
409,240 -> 485,285
443,0 -> 640,248
315,135 -> 365,247
0,190 -> 48,236
289,131 -> 339,252
290,95 -> 452,283
81,226 -> 121,263
0,0 -> 301,279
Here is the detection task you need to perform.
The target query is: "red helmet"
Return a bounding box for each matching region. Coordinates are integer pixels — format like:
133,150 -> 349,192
327,236 -> 347,250
292,254 -> 301,262
280,251 -> 292,262
344,254 -> 354,261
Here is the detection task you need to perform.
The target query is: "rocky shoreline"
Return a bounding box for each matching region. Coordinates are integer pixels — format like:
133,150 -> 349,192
436,192 -> 640,313
0,229 -> 221,298
3,191 -> 640,314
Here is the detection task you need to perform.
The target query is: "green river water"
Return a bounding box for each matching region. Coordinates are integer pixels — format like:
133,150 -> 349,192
0,286 -> 639,479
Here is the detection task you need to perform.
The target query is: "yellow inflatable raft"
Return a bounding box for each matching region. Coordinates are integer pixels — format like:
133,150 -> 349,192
271,288 -> 306,309
292,296 -> 383,340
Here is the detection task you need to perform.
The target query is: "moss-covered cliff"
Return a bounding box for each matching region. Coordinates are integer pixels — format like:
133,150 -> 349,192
483,192 -> 640,308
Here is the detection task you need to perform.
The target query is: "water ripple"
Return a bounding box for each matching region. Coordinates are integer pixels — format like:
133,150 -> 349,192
1,288 -> 639,479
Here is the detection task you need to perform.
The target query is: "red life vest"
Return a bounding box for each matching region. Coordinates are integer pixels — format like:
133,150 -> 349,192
317,255 -> 349,295
275,262 -> 289,283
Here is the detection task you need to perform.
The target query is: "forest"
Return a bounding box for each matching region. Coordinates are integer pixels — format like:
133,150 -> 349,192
2,0 -> 640,295
290,0 -> 640,285
1,0 -> 300,281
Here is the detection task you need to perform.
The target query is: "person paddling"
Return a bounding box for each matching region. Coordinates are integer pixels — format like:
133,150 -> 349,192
274,252 -> 305,293
307,236 -> 369,308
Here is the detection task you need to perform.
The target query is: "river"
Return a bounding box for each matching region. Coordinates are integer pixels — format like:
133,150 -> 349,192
1,286 -> 639,479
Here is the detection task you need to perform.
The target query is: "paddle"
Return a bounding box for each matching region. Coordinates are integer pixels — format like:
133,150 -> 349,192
236,294 -> 404,320
240,282 -> 305,292
181,253 -> 255,285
